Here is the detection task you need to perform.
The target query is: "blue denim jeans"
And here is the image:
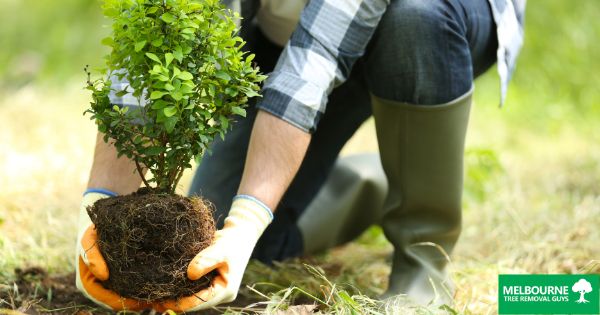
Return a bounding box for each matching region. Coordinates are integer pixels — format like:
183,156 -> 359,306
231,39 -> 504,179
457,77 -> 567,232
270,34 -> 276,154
189,0 -> 497,263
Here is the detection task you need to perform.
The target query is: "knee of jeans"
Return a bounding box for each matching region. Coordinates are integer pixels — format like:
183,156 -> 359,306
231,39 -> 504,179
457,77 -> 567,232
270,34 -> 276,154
379,0 -> 450,48
366,0 -> 470,104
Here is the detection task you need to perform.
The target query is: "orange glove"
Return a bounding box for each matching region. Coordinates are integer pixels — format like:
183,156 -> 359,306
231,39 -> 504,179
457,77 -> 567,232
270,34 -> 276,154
75,191 -> 150,311
183,195 -> 273,311
75,190 -> 224,313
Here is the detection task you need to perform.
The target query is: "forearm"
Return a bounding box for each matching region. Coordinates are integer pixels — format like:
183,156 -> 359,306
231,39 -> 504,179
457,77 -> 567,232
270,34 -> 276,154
237,110 -> 311,211
87,132 -> 144,195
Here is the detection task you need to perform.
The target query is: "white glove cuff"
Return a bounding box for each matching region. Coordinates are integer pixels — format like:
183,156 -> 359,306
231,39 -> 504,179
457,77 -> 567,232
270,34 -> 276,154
79,191 -> 114,233
226,195 -> 274,239
77,190 -> 115,266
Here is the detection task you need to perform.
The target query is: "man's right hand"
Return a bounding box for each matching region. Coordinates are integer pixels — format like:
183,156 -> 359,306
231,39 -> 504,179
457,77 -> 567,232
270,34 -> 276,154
75,191 -> 151,310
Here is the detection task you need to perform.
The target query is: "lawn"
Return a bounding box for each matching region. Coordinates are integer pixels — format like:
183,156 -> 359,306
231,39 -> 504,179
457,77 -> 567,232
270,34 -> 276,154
1,0 -> 599,314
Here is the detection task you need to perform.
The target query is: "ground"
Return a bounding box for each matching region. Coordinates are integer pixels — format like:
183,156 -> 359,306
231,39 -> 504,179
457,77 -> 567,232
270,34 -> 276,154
1,1 -> 599,314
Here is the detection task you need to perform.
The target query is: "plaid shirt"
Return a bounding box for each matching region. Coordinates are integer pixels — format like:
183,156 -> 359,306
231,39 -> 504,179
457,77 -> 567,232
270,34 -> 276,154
112,0 -> 525,133
254,0 -> 389,132
247,0 -> 526,133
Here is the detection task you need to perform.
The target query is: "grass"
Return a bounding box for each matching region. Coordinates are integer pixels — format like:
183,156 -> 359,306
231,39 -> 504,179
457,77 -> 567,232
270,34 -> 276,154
0,0 -> 108,89
1,0 -> 599,314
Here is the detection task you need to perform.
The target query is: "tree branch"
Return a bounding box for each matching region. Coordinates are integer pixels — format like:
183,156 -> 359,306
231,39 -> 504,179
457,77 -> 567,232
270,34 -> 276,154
134,158 -> 151,188
172,165 -> 185,194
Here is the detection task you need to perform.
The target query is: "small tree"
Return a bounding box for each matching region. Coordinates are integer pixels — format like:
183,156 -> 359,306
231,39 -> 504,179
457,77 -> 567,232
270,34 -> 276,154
86,0 -> 265,193
572,279 -> 593,303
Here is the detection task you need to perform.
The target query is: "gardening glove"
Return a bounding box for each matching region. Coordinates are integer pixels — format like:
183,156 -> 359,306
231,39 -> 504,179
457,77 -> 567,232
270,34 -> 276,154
175,195 -> 274,312
75,189 -> 151,311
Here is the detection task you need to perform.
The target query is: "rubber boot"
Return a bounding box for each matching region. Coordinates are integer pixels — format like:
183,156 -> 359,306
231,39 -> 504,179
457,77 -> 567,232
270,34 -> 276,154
372,89 -> 473,305
298,153 -> 388,254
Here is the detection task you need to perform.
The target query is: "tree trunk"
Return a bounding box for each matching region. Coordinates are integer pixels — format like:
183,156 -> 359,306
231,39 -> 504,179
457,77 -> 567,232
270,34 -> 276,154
578,291 -> 587,303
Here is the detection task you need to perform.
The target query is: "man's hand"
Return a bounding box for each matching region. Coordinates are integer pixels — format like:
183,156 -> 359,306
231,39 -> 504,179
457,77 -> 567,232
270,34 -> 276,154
183,195 -> 273,311
76,192 -> 269,312
75,191 -> 151,310
78,222 -> 223,312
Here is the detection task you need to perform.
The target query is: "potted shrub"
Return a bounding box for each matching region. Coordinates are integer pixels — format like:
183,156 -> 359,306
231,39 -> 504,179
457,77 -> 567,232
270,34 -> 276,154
83,0 -> 265,301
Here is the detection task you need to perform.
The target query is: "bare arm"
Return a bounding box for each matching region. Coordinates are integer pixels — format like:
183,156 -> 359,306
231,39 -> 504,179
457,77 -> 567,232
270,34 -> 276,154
87,132 -> 144,195
236,0 -> 389,208
237,111 -> 311,211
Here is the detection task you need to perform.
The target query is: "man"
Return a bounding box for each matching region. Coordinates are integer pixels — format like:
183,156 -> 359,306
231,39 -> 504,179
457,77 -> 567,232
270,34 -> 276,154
76,0 -> 525,311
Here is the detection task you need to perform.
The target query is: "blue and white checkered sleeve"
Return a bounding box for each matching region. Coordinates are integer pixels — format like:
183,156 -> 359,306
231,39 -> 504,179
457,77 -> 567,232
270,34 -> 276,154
107,69 -> 147,107
256,0 -> 390,133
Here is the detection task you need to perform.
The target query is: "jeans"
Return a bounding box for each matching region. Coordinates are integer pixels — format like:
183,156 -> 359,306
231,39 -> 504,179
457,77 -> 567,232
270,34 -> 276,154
189,0 -> 497,263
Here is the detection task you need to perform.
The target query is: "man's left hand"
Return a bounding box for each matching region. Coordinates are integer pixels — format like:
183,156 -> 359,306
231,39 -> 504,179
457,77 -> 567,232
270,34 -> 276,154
181,195 -> 274,311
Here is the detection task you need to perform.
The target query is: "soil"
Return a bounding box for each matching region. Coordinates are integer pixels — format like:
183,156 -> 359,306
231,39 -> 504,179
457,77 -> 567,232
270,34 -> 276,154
0,267 -> 263,314
87,188 -> 217,301
1,267 -> 101,314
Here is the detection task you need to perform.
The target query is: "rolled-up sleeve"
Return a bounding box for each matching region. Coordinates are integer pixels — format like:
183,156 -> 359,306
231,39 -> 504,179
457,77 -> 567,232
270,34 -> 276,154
256,0 -> 390,133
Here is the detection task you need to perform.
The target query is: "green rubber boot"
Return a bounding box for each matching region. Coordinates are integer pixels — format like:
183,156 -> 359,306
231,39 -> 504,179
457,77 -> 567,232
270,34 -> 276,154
298,153 -> 388,254
372,89 -> 473,305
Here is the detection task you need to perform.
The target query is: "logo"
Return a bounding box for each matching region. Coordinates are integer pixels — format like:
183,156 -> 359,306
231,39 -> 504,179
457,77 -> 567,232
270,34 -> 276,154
573,278 -> 593,304
499,274 -> 600,314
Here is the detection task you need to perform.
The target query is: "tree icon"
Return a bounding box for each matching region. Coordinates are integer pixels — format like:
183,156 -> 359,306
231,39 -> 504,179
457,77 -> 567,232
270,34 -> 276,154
572,279 -> 593,303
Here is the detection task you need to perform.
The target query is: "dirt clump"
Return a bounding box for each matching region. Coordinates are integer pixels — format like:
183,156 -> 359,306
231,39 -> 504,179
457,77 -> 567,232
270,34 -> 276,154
87,188 -> 216,301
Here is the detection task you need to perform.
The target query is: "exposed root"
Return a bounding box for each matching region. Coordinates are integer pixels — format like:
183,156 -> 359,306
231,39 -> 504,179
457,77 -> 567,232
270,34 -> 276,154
87,188 -> 217,301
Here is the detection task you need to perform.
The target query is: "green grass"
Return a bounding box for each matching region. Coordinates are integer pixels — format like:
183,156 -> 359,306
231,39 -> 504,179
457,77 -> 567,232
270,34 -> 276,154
1,0 -> 600,314
0,0 -> 108,89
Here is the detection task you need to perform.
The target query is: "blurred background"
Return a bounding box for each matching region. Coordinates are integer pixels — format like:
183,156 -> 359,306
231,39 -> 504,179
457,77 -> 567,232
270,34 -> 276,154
0,0 -> 599,313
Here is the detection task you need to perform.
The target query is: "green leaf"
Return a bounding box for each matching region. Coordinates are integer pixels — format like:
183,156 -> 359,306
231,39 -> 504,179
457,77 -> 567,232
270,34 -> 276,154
231,106 -> 246,117
172,91 -> 183,101
103,7 -> 119,17
164,117 -> 177,133
180,84 -> 193,94
115,89 -> 128,97
174,47 -> 184,62
172,66 -> 181,77
241,86 -> 261,97
189,3 -> 203,11
134,40 -> 146,52
101,37 -> 114,47
147,6 -> 159,14
163,106 -> 177,117
151,38 -> 163,47
165,53 -> 174,67
219,115 -> 229,129
225,87 -> 238,97
215,71 -> 231,82
150,91 -> 167,99
145,146 -> 165,156
151,100 -> 168,109
177,71 -> 193,80
161,12 -> 176,23
180,32 -> 193,40
173,79 -> 181,90
145,52 -> 161,64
